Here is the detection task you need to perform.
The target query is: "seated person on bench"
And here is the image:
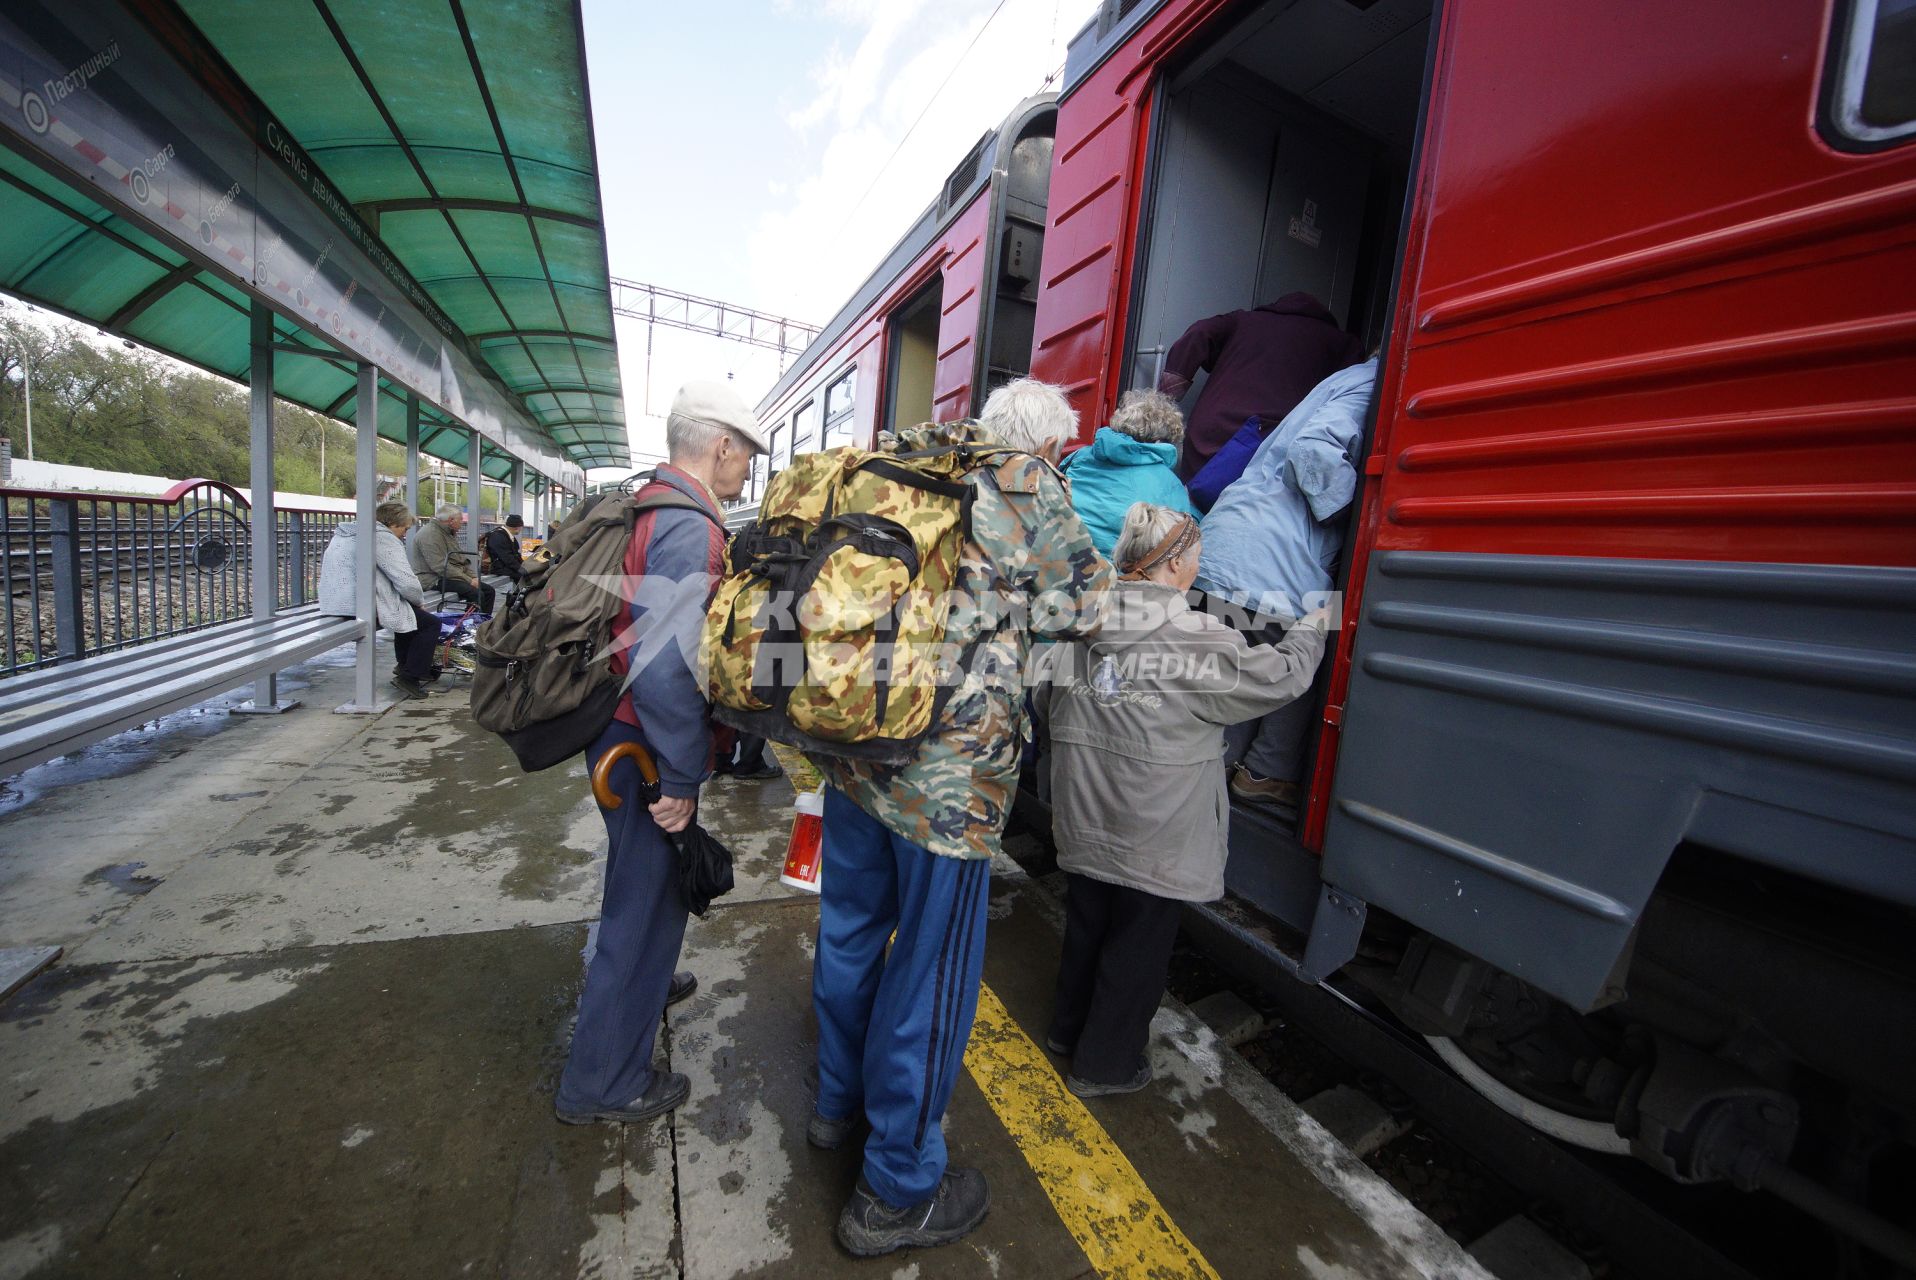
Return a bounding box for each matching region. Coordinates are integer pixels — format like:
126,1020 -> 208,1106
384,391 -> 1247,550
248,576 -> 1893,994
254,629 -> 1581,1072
409,504 -> 495,613
483,514 -> 527,583
319,500 -> 443,700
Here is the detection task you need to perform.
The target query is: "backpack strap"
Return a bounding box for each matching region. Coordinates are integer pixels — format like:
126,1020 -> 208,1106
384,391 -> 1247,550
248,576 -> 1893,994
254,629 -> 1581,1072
628,477 -> 724,536
628,490 -> 724,528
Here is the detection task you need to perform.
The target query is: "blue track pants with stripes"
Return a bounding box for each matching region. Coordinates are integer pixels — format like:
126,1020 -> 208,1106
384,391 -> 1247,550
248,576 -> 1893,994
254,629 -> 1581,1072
813,786 -> 991,1209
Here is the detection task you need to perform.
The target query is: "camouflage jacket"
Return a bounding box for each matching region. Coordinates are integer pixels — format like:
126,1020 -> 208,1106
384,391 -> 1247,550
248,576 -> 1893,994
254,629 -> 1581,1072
813,423 -> 1113,859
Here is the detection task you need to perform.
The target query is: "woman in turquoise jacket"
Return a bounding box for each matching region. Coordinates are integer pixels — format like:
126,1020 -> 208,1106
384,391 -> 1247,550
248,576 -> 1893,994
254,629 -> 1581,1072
1062,389 -> 1197,559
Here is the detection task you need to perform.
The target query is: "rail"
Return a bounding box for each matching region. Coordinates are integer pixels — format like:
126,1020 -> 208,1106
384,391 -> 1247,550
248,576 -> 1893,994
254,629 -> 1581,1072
1,479 -> 350,678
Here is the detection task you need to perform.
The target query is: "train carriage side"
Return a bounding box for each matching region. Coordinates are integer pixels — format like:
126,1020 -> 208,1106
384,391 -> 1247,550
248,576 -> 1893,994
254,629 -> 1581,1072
735,96 -> 1059,523
1029,0 -> 1916,1231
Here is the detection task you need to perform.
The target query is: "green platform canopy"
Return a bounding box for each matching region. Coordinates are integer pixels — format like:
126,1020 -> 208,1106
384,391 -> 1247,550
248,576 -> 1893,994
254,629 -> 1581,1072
0,0 -> 625,485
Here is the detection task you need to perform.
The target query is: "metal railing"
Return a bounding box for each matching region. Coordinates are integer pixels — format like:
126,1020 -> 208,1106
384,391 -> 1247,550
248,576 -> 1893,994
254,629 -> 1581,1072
2,479 -> 350,678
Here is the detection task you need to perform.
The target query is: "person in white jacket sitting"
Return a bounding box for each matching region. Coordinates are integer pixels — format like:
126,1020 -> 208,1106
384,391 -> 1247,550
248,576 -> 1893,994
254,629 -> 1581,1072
318,500 -> 441,700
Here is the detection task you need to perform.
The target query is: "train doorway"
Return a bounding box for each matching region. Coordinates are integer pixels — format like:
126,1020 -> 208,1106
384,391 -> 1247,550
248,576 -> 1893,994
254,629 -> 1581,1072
1118,0 -> 1435,849
1126,0 -> 1433,390
981,108 -> 1057,401
883,277 -> 944,434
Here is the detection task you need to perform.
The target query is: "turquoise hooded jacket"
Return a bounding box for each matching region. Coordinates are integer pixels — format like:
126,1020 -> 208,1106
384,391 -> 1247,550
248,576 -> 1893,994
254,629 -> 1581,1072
1062,427 -> 1197,559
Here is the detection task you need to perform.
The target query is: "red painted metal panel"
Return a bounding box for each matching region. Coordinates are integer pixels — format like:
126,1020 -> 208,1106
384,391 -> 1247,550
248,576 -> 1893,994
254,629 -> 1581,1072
931,198 -> 991,422
1028,0 -> 1231,440
1376,0 -> 1916,570
1304,0 -> 1916,845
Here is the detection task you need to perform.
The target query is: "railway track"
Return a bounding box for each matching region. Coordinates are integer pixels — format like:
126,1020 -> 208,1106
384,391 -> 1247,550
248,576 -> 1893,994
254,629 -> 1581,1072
1000,822 -> 1872,1280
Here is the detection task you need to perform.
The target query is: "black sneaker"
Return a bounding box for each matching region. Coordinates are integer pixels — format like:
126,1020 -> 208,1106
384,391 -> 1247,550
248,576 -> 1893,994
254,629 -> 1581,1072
1044,1034 -> 1073,1056
555,1071 -> 690,1126
836,1168 -> 990,1257
1065,1061 -> 1153,1098
731,762 -> 783,780
390,674 -> 430,701
666,971 -> 697,1007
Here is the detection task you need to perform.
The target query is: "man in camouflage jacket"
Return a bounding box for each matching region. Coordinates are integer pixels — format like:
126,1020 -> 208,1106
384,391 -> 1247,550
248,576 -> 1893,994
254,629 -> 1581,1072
810,382 -> 1112,1257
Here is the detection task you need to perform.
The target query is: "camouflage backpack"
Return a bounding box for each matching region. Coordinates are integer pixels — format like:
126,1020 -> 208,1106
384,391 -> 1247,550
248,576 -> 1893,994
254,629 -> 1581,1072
701,422 -> 1020,764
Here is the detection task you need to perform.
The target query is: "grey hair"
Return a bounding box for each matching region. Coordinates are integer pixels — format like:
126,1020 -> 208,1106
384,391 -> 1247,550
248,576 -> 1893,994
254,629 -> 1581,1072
1109,388 -> 1184,444
665,412 -> 756,461
977,378 -> 1076,454
1113,501 -> 1198,574
434,503 -> 463,521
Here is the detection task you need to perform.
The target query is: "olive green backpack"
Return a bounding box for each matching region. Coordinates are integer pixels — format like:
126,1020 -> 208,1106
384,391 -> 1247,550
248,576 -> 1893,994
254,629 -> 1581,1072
700,422 -> 1020,764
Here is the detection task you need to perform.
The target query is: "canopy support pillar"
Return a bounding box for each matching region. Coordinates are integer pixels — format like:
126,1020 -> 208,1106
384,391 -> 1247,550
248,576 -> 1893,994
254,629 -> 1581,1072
465,429 -> 483,554
338,363 -> 387,713
405,395 -> 421,517
236,302 -> 298,714
509,460 -> 524,526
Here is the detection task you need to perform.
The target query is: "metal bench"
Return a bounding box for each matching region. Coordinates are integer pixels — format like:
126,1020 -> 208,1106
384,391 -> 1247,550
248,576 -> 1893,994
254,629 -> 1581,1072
0,606 -> 363,778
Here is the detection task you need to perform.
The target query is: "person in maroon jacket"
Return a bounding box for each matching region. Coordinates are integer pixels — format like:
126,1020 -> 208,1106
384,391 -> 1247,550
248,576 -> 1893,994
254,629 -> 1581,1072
1157,292 -> 1364,479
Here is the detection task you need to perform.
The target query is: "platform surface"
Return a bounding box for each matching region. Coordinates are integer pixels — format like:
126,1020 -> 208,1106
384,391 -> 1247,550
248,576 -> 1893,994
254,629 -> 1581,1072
0,649 -> 1485,1279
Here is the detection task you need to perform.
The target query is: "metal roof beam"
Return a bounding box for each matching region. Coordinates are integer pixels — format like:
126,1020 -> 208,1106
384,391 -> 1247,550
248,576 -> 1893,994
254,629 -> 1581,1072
355,197 -> 596,230
469,327 -> 614,344
106,261 -> 201,329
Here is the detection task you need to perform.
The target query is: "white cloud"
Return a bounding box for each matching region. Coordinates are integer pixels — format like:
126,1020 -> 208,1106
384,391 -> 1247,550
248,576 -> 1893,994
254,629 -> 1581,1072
749,0 -> 1093,325
604,0 -> 1096,471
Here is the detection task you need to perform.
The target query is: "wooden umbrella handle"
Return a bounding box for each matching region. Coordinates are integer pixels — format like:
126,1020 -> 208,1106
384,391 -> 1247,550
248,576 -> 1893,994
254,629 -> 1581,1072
591,739 -> 661,810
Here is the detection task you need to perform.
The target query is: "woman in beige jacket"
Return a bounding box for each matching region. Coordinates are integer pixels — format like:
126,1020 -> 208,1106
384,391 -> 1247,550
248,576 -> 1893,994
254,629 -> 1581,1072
1038,501 -> 1327,1096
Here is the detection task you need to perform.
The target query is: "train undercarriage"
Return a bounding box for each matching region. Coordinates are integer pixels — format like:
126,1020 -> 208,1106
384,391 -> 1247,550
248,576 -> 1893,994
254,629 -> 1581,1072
1332,846 -> 1916,1274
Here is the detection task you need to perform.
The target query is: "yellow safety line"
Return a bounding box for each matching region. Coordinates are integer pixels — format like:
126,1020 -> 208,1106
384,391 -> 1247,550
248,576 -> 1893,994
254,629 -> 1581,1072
965,983 -> 1221,1280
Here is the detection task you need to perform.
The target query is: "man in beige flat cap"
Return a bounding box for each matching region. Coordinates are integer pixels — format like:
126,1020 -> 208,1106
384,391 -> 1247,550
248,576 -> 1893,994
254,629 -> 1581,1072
555,380 -> 768,1125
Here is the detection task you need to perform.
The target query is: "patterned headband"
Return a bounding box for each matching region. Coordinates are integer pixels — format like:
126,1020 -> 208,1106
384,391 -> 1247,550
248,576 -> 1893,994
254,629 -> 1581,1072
1119,513 -> 1199,581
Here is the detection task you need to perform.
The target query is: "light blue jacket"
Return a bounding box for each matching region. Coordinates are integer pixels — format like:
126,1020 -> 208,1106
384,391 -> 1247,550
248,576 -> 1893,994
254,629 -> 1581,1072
1196,358 -> 1378,620
1063,427 -> 1197,559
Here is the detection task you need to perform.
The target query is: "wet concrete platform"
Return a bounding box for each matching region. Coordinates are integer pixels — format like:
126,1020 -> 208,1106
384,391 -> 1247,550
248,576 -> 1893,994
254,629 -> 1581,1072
0,650 -> 1486,1279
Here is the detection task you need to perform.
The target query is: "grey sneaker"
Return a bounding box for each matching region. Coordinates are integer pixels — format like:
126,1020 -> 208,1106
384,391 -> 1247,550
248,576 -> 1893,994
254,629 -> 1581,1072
836,1168 -> 990,1256
555,1071 -> 690,1125
1065,1061 -> 1153,1098
1228,765 -> 1299,810
807,1110 -> 859,1150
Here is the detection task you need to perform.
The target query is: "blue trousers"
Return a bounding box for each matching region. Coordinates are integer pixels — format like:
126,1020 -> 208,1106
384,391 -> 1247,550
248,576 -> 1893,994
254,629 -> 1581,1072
557,719 -> 690,1112
813,787 -> 991,1208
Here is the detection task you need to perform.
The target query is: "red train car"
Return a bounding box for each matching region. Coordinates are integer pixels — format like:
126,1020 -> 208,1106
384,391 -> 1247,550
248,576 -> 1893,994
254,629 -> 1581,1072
1025,0 -> 1915,1250
740,95 -> 1058,515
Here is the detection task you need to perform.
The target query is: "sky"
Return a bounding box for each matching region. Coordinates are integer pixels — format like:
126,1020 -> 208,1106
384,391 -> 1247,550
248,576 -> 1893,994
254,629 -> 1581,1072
580,0 -> 1097,477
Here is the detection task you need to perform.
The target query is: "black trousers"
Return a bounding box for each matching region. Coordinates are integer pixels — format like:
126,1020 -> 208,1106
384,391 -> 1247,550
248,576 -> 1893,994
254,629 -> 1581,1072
434,575 -> 495,613
1048,872 -> 1185,1085
392,603 -> 440,680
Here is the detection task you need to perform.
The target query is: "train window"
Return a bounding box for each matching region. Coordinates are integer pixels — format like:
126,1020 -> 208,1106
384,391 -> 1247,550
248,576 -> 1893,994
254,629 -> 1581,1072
823,371 -> 855,446
883,278 -> 944,435
749,451 -> 766,500
793,398 -> 818,453
1826,0 -> 1916,146
769,422 -> 790,475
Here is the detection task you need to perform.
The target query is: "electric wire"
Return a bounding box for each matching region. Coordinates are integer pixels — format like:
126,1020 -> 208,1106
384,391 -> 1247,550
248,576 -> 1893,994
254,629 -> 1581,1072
823,0 -> 1018,254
